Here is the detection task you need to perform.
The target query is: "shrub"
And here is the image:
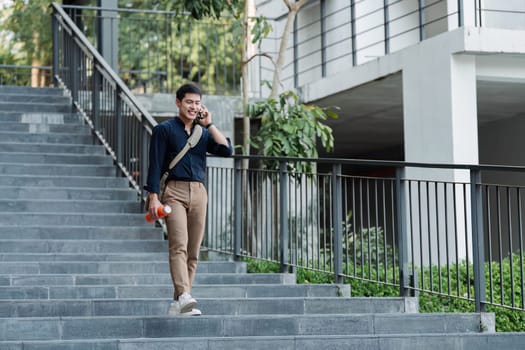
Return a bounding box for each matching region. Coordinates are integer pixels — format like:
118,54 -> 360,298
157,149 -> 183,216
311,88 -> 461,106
242,255 -> 525,332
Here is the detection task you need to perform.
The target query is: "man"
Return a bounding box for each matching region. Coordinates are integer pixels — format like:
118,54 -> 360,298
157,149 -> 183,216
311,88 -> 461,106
144,83 -> 233,316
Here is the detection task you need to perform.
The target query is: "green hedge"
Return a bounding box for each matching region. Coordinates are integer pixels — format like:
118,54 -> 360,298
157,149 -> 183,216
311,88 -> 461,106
243,255 -> 525,332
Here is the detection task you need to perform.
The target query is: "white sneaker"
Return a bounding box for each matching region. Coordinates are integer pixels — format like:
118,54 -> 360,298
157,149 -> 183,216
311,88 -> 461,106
186,308 -> 202,316
177,292 -> 197,313
167,301 -> 201,316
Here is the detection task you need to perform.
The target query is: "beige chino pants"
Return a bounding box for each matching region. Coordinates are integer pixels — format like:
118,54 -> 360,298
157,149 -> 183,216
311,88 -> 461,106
162,180 -> 207,300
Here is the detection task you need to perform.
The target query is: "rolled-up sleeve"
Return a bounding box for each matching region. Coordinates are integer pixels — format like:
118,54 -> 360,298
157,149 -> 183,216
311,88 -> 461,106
207,137 -> 233,157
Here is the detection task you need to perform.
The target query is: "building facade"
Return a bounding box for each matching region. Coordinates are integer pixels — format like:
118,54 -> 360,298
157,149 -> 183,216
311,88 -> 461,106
252,0 -> 525,170
248,0 -> 525,264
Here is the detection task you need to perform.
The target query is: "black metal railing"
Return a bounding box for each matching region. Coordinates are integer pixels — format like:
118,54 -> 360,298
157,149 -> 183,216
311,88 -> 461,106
261,0 -> 463,93
205,155 -> 525,313
51,3 -> 156,199
60,4 -> 241,96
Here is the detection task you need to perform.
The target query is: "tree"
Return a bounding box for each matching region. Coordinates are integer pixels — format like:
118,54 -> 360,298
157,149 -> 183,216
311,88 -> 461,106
268,0 -> 308,100
2,0 -> 54,86
247,89 -> 336,173
245,0 -> 337,164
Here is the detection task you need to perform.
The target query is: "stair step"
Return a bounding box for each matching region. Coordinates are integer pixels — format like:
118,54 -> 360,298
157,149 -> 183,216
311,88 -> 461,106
0,175 -> 128,188
0,111 -> 82,123
0,313 -> 492,341
0,261 -> 169,275
0,142 -> 105,155
0,200 -> 142,213
0,86 -> 64,95
0,297 -> 417,317
0,186 -> 137,200
0,226 -> 161,240
0,240 -> 167,254
0,131 -> 93,144
0,252 -> 166,262
0,93 -> 70,104
0,213 -> 151,226
0,152 -> 111,165
2,333 -> 523,350
0,284 -> 347,300
0,162 -> 115,176
0,101 -> 72,113
0,121 -> 89,134
0,260 -> 243,274
0,273 -> 290,286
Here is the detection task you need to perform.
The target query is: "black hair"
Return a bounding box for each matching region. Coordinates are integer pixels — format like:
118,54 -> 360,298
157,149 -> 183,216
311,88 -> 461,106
176,83 -> 202,101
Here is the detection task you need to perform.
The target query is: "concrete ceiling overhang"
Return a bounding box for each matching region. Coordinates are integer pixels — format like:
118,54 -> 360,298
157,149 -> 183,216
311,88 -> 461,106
309,56 -> 525,161
311,73 -> 404,160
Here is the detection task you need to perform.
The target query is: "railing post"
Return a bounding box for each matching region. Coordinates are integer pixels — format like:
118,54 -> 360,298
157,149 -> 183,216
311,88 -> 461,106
234,158 -> 243,260
396,167 -> 410,296
418,0 -> 425,41
332,163 -> 344,284
470,168 -> 487,312
71,37 -> 79,104
457,0 -> 464,27
92,65 -> 100,131
320,0 -> 326,78
383,0 -> 390,55
115,86 -> 123,177
350,0 -> 357,66
279,161 -> 289,273
140,122 -> 148,208
52,11 -> 59,87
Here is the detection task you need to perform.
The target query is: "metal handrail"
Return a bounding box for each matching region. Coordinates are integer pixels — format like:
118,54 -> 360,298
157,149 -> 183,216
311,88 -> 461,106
51,2 -> 157,197
205,155 -> 525,313
58,4 -> 241,95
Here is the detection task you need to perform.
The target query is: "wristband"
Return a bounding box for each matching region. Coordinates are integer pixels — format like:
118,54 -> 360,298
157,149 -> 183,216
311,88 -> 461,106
205,123 -> 214,129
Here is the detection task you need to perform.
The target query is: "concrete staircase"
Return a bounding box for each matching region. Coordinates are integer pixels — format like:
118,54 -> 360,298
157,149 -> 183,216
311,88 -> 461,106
0,85 -> 523,349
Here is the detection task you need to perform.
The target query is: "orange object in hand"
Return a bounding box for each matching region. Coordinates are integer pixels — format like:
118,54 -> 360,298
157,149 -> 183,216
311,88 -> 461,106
145,205 -> 172,222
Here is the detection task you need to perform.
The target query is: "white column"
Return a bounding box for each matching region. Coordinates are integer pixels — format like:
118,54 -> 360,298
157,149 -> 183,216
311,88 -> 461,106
97,0 -> 118,72
403,52 -> 478,165
402,49 -> 478,265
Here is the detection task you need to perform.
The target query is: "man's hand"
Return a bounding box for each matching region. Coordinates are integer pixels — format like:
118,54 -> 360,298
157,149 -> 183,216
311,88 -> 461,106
147,192 -> 162,221
198,105 -> 229,147
198,105 -> 211,126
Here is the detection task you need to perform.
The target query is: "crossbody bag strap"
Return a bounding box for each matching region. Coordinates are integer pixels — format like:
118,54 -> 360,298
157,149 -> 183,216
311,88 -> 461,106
166,124 -> 203,171
146,125 -> 203,213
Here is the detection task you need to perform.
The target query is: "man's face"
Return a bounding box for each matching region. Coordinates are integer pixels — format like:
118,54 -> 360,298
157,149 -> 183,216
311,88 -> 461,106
176,93 -> 201,121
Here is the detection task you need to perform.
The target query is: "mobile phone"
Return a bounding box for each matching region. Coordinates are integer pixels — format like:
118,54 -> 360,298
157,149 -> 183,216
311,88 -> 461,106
197,111 -> 204,120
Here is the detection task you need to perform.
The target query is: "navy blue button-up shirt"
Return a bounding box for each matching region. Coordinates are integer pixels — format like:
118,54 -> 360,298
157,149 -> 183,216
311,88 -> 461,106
144,117 -> 233,194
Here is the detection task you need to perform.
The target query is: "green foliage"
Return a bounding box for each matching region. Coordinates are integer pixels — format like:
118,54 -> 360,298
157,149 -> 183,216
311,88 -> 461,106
243,258 -> 280,273
296,268 -> 334,284
181,0 -> 236,20
243,254 -> 525,332
1,0 -> 53,66
251,16 -> 271,47
247,89 -> 337,172
414,253 -> 525,332
119,0 -> 242,19
1,0 -> 242,92
342,211 -> 397,269
346,278 -> 398,297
